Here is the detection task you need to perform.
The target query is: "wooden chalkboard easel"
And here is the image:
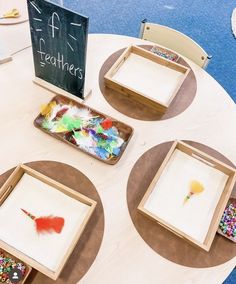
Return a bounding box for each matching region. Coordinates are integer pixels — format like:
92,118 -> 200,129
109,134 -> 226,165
27,0 -> 91,100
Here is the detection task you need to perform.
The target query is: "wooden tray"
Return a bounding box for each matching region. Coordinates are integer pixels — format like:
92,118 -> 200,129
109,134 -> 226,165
0,160 -> 104,284
104,45 -> 190,114
0,164 -> 97,280
34,95 -> 133,165
99,45 -> 197,121
138,141 -> 236,251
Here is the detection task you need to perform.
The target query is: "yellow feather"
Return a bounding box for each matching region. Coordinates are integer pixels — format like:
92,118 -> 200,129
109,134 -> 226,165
183,180 -> 204,205
40,101 -> 57,117
190,180 -> 204,194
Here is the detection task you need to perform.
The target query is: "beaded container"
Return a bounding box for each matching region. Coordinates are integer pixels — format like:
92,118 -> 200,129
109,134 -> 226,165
150,45 -> 179,62
0,250 -> 31,283
218,198 -> 236,243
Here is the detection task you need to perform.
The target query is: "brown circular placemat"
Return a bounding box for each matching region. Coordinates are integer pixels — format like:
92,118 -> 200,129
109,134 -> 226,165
127,141 -> 236,268
0,161 -> 104,284
99,45 -> 197,121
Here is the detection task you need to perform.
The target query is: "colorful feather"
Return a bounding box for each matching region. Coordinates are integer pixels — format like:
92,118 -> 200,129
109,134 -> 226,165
21,209 -> 65,234
40,101 -> 57,118
39,101 -> 125,160
101,118 -> 112,130
183,180 -> 204,205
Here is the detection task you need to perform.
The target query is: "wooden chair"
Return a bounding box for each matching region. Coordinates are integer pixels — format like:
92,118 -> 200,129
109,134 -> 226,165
139,19 -> 212,69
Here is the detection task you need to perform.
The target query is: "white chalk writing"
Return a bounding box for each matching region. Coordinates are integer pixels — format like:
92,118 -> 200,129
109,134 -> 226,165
48,12 -> 60,38
33,18 -> 42,21
67,41 -> 74,52
70,22 -> 81,27
36,38 -> 83,79
30,1 -> 41,14
68,34 -> 77,41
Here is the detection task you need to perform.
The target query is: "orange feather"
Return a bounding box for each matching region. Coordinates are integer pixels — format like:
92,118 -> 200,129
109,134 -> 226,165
35,216 -> 64,233
21,209 -> 65,234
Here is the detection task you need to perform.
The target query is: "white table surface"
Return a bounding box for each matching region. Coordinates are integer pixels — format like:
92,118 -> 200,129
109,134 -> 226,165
0,32 -> 235,284
0,21 -> 30,56
0,0 -> 30,56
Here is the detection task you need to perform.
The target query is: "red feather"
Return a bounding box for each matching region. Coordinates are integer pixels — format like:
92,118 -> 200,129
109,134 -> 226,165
21,209 -> 65,234
101,118 -> 112,130
55,107 -> 68,118
35,216 -> 64,234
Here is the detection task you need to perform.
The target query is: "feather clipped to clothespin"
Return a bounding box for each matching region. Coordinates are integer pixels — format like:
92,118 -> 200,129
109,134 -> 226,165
183,180 -> 204,205
0,9 -> 20,19
21,209 -> 65,234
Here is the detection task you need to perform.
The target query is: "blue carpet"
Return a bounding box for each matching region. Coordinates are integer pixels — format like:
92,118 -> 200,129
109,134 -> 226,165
223,268 -> 236,284
51,0 -> 236,103
50,1 -> 235,283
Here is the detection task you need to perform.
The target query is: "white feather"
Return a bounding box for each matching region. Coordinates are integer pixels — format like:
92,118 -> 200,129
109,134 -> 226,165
116,137 -> 125,147
65,106 -> 92,119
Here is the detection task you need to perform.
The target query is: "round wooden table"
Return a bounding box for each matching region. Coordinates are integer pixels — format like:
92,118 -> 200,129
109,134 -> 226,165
0,33 -> 235,284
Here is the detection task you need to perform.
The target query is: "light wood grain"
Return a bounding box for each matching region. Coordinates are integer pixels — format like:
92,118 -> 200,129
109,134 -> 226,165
0,33 -> 235,284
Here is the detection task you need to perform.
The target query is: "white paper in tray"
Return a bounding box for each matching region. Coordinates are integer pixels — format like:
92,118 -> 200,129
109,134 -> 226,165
144,149 -> 229,243
0,174 -> 91,272
113,53 -> 185,105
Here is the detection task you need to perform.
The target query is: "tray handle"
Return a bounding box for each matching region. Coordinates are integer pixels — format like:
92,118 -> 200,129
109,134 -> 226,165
191,153 -> 215,167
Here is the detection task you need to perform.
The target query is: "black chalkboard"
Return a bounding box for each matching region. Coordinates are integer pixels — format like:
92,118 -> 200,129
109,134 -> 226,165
27,0 -> 89,99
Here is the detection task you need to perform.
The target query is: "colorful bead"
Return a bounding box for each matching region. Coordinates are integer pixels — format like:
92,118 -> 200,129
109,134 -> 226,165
0,251 -> 27,283
150,45 -> 179,62
219,201 -> 236,241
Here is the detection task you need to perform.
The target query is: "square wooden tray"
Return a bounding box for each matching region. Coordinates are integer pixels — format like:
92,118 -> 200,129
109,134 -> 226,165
138,141 -> 236,251
104,45 -> 190,114
34,94 -> 133,165
0,164 -> 97,280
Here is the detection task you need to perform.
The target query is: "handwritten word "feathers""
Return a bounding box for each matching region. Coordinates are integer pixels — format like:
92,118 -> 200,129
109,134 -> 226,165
38,52 -> 83,78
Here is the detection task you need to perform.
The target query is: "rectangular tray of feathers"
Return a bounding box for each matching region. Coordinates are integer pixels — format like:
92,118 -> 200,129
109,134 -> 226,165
34,95 -> 134,165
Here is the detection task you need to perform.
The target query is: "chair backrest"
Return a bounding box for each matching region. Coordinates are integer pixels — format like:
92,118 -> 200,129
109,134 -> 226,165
139,20 -> 211,69
232,8 -> 236,38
